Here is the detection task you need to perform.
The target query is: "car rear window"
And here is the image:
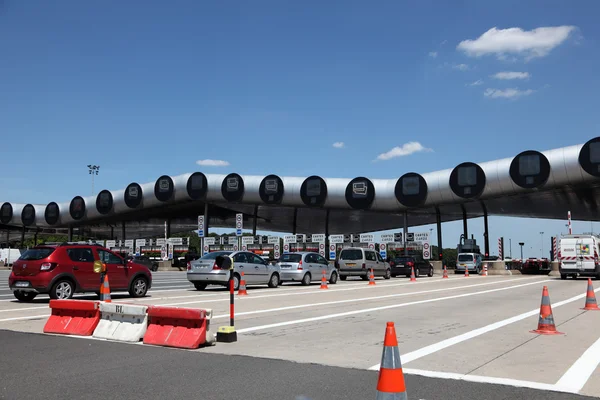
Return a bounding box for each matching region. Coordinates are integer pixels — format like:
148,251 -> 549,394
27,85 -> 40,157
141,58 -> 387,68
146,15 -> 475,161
458,254 -> 474,262
200,251 -> 232,260
340,249 -> 362,260
279,254 -> 302,263
19,248 -> 55,261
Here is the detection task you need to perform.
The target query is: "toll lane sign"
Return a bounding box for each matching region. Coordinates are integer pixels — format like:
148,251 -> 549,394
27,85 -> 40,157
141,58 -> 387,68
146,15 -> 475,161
236,213 -> 243,236
198,215 -> 205,238
379,243 -> 387,260
329,244 -> 336,260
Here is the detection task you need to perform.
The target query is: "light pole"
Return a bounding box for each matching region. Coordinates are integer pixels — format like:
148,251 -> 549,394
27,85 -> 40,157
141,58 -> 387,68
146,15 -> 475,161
519,242 -> 524,260
509,238 -> 512,258
87,165 -> 100,195
540,232 -> 544,258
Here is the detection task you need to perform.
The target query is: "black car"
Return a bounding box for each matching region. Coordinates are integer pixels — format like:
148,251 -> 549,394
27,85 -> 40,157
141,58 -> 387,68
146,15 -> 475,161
128,255 -> 159,272
389,256 -> 433,278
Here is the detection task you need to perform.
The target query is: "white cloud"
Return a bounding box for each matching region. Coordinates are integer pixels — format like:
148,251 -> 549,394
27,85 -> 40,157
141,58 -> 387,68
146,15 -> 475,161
484,88 -> 534,99
453,63 -> 470,71
332,142 -> 345,149
429,51 -> 438,58
375,142 -> 432,161
196,159 -> 230,167
440,40 -> 448,46
457,26 -> 577,60
492,71 -> 530,80
467,79 -> 484,86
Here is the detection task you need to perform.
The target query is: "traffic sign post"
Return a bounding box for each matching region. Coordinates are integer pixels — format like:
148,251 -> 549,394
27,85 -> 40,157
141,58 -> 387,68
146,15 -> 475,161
198,215 -> 205,237
236,214 -> 243,236
274,243 -> 280,259
329,244 -> 337,260
283,243 -> 290,253
319,242 -> 325,258
379,243 -> 387,260
368,243 -> 375,250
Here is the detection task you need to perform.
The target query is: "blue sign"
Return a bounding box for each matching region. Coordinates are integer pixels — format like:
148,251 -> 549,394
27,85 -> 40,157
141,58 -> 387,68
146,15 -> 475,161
380,250 -> 387,260
329,251 -> 336,260
198,229 -> 204,237
236,228 -> 242,236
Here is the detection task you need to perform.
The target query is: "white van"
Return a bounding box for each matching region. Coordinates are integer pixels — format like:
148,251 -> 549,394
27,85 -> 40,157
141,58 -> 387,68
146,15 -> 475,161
558,234 -> 600,279
0,249 -> 23,266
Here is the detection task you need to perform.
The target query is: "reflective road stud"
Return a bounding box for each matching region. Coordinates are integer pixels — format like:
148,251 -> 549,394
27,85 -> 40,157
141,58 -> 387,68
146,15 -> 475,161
369,268 -> 376,286
582,278 -> 600,311
531,286 -> 564,335
100,274 -> 111,303
376,322 -> 408,400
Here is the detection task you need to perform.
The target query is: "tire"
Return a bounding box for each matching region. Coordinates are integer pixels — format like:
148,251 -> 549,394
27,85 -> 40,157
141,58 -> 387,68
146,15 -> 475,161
129,276 -> 149,298
391,274 -> 397,278
268,273 -> 280,288
340,275 -> 347,281
428,267 -> 434,277
361,275 -> 369,281
13,291 -> 37,302
233,273 -> 240,291
561,274 -> 567,280
49,280 -> 75,300
384,269 -> 391,280
329,271 -> 338,284
415,268 -> 420,278
151,263 -> 159,272
301,273 -> 311,286
194,282 -> 207,291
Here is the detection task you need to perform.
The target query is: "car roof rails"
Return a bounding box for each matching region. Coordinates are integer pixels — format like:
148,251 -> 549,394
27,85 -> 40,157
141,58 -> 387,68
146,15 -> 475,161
56,241 -> 105,247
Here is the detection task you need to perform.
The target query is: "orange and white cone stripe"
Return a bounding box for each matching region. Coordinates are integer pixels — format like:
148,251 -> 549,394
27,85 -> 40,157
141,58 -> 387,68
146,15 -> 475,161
376,322 -> 408,400
100,274 -> 111,302
442,265 -> 448,279
410,266 -> 416,282
238,272 -> 248,296
369,268 -> 376,286
582,278 -> 599,311
464,267 -> 469,277
482,265 -> 488,276
320,270 -> 329,290
531,285 -> 563,335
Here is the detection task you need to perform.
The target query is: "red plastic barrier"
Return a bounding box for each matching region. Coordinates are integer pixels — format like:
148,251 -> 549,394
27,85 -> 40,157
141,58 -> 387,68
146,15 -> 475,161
143,306 -> 208,349
43,300 -> 100,336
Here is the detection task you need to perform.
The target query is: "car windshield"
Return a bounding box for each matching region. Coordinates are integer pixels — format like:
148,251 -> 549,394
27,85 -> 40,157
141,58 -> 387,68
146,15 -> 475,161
200,251 -> 232,260
340,249 -> 362,260
19,248 -> 55,261
458,254 -> 474,262
279,254 -> 302,263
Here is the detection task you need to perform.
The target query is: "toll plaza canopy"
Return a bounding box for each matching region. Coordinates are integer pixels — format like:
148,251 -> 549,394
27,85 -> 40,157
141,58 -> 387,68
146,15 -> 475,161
2,137 -> 600,240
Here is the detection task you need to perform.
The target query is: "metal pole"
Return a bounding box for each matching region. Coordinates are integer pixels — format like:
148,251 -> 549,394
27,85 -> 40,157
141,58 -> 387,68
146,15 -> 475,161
34,230 -> 38,246
436,207 -> 443,260
204,202 -> 209,236
509,239 -> 512,258
461,204 -> 468,239
292,208 -> 298,235
403,211 -> 408,256
166,219 -> 171,239
229,268 -> 235,327
121,221 -> 126,241
325,209 -> 330,238
68,226 -> 73,242
482,203 -> 489,257
20,227 -> 25,247
252,205 -> 258,236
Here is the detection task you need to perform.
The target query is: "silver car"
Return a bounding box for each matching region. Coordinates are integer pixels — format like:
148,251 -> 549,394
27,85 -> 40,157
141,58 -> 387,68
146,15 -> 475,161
277,252 -> 338,285
187,251 -> 281,291
338,247 -> 391,280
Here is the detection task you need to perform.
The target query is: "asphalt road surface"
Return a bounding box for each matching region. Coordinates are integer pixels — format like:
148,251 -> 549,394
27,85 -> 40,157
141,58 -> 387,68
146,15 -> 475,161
1,270 -> 600,399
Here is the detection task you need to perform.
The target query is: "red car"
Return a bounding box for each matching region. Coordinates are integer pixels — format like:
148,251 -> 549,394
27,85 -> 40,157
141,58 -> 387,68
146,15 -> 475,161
8,243 -> 152,302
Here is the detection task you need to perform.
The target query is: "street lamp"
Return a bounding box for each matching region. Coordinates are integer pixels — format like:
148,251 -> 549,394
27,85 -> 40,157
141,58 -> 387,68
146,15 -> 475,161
87,165 -> 100,195
519,242 -> 525,260
540,232 -> 544,258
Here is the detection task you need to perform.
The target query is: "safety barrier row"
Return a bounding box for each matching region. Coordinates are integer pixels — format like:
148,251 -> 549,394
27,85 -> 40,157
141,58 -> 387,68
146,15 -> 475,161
43,299 -> 216,349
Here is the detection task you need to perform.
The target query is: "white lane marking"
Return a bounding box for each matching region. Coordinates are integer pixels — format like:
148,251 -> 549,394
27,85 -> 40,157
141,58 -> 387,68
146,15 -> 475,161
0,314 -> 49,322
368,287 -> 600,371
209,279 -> 545,319
401,368 -> 576,394
555,334 -> 600,393
237,279 -> 551,333
158,276 -> 532,307
0,306 -> 47,313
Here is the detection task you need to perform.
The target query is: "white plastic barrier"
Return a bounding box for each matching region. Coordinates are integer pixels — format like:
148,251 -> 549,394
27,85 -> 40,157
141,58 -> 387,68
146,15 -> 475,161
93,302 -> 148,342
204,308 -> 217,345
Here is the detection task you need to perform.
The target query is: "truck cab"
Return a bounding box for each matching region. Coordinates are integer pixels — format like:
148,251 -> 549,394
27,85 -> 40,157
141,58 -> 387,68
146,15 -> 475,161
559,234 -> 600,279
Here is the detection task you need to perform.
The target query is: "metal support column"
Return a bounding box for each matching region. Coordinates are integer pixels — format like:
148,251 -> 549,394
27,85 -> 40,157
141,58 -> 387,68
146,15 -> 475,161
325,209 -> 330,238
436,207 -> 443,261
121,221 -> 126,241
482,202 -> 490,257
34,230 -> 38,246
292,208 -> 298,235
21,227 -> 25,246
166,219 -> 171,238
110,226 -> 114,240
403,211 -> 408,256
68,226 -> 73,242
204,203 -> 209,235
461,204 -> 468,238
252,205 -> 258,236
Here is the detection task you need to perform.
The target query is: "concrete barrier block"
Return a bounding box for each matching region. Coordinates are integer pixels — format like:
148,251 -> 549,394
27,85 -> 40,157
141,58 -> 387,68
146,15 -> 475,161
93,302 -> 148,343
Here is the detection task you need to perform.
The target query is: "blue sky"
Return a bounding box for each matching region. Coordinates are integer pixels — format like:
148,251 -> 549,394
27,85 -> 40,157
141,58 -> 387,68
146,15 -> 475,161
1,1 -> 599,258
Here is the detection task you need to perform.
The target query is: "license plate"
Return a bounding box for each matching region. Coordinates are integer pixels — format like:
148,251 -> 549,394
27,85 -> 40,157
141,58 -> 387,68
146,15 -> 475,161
398,264 -> 404,268
280,264 -> 292,269
15,281 -> 29,288
346,263 -> 356,267
460,264 -> 466,267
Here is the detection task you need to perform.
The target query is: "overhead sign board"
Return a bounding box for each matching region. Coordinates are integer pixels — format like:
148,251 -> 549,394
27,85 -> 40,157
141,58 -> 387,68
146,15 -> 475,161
242,236 -> 254,245
135,239 -> 147,247
124,239 -> 134,249
236,213 -> 243,236
268,236 -> 280,244
105,240 -> 116,248
312,234 -> 325,243
283,235 -> 296,244
228,236 -> 238,245
414,232 -> 430,243
329,234 -> 344,244
360,234 -> 374,243
203,237 -> 215,245
168,237 -> 183,246
380,234 -> 394,243
197,215 -> 205,237
406,233 -> 414,242
156,238 -> 166,246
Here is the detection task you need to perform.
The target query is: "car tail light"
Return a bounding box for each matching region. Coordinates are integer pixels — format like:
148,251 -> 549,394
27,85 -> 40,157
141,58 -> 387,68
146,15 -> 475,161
390,261 -> 395,267
297,260 -> 303,270
212,262 -> 221,270
187,262 -> 192,271
407,261 -> 414,268
40,262 -> 57,271
362,263 -> 366,269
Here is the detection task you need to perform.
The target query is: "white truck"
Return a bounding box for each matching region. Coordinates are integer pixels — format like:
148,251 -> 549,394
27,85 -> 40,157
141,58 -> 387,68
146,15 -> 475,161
558,234 -> 600,280
0,248 -> 22,266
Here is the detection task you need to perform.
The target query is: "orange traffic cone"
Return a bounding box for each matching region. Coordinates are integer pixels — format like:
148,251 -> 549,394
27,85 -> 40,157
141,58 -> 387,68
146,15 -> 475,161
582,278 -> 599,311
320,270 -> 329,290
99,274 -> 111,302
369,268 -> 376,286
482,264 -> 488,276
410,266 -> 416,282
531,286 -> 563,335
464,267 -> 469,277
442,265 -> 449,279
238,271 -> 248,296
376,322 -> 408,399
